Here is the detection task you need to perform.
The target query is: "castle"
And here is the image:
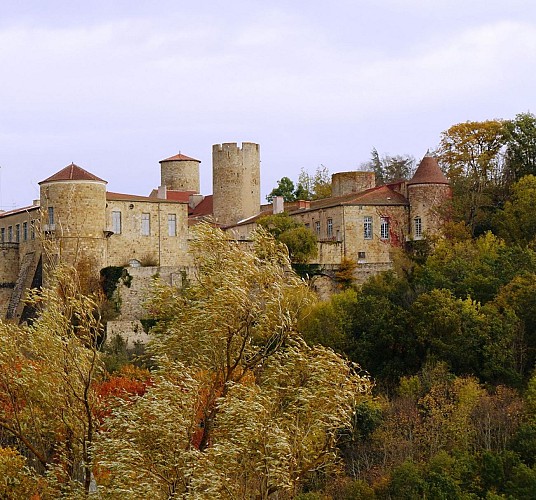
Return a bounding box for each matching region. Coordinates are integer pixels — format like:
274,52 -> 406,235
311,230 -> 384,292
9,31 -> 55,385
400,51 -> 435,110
0,142 -> 450,324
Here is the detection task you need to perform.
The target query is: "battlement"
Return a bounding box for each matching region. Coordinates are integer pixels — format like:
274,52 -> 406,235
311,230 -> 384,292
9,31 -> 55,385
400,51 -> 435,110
213,142 -> 260,155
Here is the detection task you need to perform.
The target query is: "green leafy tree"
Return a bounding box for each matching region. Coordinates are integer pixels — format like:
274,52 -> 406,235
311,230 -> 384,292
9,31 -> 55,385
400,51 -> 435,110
295,165 -> 332,200
503,111 -> 536,183
266,176 -> 296,202
96,225 -> 371,498
362,147 -> 416,185
494,272 -> 536,374
494,174 -> 536,247
258,213 -> 318,264
416,231 -> 536,304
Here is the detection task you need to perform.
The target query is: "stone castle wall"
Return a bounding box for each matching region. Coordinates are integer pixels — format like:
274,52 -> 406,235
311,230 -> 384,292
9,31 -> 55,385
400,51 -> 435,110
332,171 -> 376,197
408,183 -> 452,238
105,199 -> 190,268
290,204 -> 408,265
0,244 -> 19,317
212,142 -> 260,226
339,205 -> 408,264
114,265 -> 194,321
40,180 -> 107,272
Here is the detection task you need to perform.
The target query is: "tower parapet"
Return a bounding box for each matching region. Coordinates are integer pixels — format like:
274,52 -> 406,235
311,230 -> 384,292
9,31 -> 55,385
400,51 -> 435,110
159,153 -> 201,193
332,171 -> 376,197
212,142 -> 260,226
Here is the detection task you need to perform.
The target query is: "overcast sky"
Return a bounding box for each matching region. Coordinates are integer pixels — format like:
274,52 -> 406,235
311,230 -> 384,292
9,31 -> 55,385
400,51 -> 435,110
1,0 -> 535,209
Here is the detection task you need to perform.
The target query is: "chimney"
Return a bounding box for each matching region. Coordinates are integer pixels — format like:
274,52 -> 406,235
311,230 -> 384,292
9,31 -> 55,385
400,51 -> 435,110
189,194 -> 204,209
297,200 -> 311,210
273,196 -> 284,214
157,185 -> 167,200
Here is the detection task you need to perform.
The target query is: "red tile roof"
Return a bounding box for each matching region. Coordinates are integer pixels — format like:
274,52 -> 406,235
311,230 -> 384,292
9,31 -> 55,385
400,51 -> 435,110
408,156 -> 449,185
190,195 -> 213,217
106,192 -> 185,203
160,153 -> 200,163
148,189 -> 198,203
228,185 -> 408,228
0,204 -> 40,219
166,190 -> 197,203
39,163 -> 106,184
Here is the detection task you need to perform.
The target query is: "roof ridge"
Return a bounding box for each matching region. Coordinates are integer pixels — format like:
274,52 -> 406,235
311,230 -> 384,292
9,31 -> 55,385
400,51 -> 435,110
39,163 -> 107,184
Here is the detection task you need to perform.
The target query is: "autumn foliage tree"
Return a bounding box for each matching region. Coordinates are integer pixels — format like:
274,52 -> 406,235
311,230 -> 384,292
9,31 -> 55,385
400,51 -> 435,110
0,265 -> 105,497
95,225 -> 371,498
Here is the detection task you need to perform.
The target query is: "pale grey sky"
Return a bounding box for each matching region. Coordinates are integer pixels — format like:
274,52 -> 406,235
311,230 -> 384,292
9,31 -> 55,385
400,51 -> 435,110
1,0 -> 535,209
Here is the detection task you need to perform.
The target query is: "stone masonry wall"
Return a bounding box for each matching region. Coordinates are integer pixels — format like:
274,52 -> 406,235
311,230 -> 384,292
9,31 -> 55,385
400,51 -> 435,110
408,184 -> 451,239
40,180 -> 107,272
105,199 -> 190,268
160,159 -> 200,192
212,142 -> 260,226
115,265 -> 194,321
331,171 -> 376,197
0,244 -> 19,317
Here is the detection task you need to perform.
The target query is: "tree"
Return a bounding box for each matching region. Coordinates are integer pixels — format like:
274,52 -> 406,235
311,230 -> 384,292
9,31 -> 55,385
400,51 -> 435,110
437,120 -> 507,235
0,265 -> 105,496
266,176 -> 296,202
362,148 -> 416,185
503,112 -> 536,183
258,212 -> 318,264
494,174 -> 536,247
295,165 -> 332,200
96,225 -> 371,498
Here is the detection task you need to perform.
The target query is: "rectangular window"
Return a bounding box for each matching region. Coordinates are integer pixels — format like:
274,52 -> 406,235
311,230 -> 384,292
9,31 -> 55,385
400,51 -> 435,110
327,218 -> 333,237
30,220 -> 35,240
0,228 -> 4,243
141,213 -> 150,236
380,217 -> 389,240
363,216 -> 373,240
414,216 -> 422,238
168,214 -> 177,236
8,226 -> 12,242
15,224 -> 20,243
314,220 -> 321,235
48,207 -> 55,225
23,222 -> 28,242
358,251 -> 366,259
112,211 -> 122,234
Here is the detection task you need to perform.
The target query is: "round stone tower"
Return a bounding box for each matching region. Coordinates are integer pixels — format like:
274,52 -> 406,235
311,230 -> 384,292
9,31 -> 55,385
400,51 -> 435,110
159,153 -> 201,193
331,171 -> 376,197
39,163 -> 107,273
212,142 -> 260,226
407,156 -> 451,239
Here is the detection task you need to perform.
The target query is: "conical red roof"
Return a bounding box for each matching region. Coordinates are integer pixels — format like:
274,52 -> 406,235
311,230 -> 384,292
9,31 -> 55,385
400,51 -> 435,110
160,153 -> 200,163
39,163 -> 106,184
408,156 -> 449,185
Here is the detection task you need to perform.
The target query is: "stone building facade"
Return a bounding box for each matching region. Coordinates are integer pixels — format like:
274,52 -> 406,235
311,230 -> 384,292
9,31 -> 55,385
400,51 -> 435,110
0,143 -> 450,323
230,156 -> 451,268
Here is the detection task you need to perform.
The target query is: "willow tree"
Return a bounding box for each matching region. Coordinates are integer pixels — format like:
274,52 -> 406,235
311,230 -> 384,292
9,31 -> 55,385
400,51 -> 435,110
96,225 -> 371,499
